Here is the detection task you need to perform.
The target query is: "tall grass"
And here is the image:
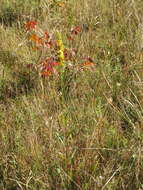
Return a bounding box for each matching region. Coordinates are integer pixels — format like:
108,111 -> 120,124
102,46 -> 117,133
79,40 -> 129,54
0,0 -> 143,189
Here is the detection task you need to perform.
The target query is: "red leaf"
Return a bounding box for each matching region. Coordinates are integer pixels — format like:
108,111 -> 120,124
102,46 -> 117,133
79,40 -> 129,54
71,26 -> 81,35
82,62 -> 95,67
67,35 -> 74,41
44,40 -> 53,48
51,61 -> 60,66
44,31 -> 49,40
29,34 -> 43,45
41,70 -> 52,77
39,58 -> 61,77
78,61 -> 95,71
25,21 -> 37,31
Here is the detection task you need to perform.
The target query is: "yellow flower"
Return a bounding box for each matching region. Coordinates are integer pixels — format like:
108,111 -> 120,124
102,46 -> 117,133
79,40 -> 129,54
57,31 -> 65,66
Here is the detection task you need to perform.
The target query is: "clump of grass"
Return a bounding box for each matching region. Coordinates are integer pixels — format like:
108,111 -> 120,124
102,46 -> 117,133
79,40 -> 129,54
0,0 -> 41,28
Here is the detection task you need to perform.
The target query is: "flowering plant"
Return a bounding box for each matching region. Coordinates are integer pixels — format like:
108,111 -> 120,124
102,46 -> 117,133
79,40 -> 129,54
24,20 -> 95,77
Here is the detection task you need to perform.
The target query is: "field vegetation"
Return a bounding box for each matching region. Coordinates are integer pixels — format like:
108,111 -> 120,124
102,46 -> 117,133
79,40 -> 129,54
0,0 -> 143,189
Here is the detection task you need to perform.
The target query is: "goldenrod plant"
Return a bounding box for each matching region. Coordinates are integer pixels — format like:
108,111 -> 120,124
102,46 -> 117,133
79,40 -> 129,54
56,30 -> 65,67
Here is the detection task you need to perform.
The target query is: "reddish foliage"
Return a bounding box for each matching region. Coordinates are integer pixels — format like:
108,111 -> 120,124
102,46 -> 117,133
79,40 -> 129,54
44,31 -> 50,40
64,48 -> 77,60
81,62 -> 95,67
29,34 -> 43,45
67,35 -> 74,41
67,26 -> 81,41
78,57 -> 95,70
40,58 -> 60,77
71,26 -> 81,35
25,21 -> 37,31
44,40 -> 53,48
24,20 -> 95,77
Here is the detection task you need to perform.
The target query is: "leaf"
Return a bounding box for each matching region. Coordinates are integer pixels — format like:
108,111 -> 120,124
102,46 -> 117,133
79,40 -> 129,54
29,34 -> 43,45
25,21 -> 37,31
39,58 -> 61,77
78,61 -> 95,71
44,40 -> 53,48
41,70 -> 52,77
81,62 -> 95,67
71,26 -> 81,35
44,31 -> 49,40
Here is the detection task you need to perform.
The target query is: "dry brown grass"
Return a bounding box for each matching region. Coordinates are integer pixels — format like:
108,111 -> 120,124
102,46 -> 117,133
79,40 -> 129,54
0,0 -> 143,189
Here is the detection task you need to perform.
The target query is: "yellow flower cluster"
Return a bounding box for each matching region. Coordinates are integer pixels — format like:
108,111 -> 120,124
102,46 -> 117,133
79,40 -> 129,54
57,31 -> 65,66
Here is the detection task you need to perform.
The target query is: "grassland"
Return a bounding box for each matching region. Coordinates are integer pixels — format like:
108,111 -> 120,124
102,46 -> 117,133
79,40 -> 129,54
0,0 -> 143,189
